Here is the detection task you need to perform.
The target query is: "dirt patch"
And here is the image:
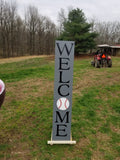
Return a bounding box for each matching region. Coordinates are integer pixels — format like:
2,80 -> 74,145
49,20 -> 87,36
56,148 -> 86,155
0,55 -> 53,64
10,142 -> 31,160
110,124 -> 120,135
91,150 -> 104,160
44,55 -> 55,61
91,132 -> 111,160
0,55 -> 92,64
77,137 -> 90,148
5,78 -> 53,104
96,132 -> 111,142
75,54 -> 92,60
62,138 -> 90,160
73,69 -> 120,96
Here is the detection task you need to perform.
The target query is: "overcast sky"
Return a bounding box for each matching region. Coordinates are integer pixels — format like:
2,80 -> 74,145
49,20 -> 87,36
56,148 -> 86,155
7,0 -> 120,24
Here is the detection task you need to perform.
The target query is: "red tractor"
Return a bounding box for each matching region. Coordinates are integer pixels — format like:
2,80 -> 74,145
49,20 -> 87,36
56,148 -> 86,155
91,45 -> 112,68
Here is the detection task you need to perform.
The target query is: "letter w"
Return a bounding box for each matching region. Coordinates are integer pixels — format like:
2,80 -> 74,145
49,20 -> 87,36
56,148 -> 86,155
56,42 -> 74,56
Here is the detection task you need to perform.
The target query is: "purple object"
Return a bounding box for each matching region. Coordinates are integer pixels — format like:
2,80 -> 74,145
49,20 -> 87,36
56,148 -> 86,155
0,79 -> 5,108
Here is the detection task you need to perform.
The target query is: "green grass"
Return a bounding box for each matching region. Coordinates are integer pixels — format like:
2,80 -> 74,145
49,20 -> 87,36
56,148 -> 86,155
0,56 -> 120,160
0,58 -> 54,82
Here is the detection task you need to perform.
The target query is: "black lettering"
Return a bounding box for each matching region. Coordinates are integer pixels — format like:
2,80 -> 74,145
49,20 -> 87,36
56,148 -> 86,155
59,58 -> 70,70
55,111 -> 69,123
59,71 -> 70,83
56,124 -> 67,137
58,84 -> 69,96
56,43 -> 74,56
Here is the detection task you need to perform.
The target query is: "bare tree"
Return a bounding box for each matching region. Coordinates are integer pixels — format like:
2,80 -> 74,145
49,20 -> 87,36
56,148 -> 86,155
90,18 -> 120,45
15,16 -> 26,56
44,17 -> 56,54
0,0 -> 18,57
36,16 -> 46,55
57,8 -> 67,35
25,6 -> 39,55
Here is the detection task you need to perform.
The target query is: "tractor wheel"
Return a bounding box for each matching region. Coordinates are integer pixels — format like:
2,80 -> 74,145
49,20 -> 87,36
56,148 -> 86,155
95,60 -> 100,68
91,61 -> 95,66
101,59 -> 107,67
108,59 -> 112,67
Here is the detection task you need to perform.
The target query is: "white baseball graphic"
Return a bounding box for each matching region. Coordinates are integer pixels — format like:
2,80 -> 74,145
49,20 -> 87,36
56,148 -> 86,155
56,97 -> 70,110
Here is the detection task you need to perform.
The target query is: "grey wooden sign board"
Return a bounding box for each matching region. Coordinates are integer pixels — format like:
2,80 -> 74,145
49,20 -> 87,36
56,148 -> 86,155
48,40 -> 76,145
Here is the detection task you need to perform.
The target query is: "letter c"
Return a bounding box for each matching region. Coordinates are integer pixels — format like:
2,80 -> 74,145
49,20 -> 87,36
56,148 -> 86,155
58,84 -> 69,97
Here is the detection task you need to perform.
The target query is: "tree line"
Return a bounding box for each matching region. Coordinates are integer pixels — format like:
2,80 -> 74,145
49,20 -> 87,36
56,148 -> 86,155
91,20 -> 120,45
0,0 -> 120,58
0,0 -> 57,58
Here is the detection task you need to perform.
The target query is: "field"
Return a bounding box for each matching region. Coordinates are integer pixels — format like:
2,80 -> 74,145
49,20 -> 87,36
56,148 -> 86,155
0,56 -> 120,160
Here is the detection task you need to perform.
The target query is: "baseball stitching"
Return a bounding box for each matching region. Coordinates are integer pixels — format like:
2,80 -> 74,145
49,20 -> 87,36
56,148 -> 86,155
58,98 -> 62,109
57,98 -> 69,110
65,98 -> 68,109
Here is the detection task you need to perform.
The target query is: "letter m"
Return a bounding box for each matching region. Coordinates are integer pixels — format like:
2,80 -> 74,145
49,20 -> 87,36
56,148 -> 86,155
56,42 -> 74,56
55,111 -> 69,123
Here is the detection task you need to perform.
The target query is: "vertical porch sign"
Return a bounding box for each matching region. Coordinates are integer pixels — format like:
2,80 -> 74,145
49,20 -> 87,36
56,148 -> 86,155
48,40 -> 76,145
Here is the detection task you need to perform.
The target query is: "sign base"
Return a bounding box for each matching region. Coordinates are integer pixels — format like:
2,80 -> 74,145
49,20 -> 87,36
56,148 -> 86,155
47,133 -> 76,145
47,140 -> 76,145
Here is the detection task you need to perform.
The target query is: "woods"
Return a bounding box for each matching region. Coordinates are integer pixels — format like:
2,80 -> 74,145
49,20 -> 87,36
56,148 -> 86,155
0,0 -> 120,58
0,0 -> 57,58
90,19 -> 120,45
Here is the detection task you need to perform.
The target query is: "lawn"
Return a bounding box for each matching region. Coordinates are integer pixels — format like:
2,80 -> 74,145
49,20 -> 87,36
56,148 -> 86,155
0,56 -> 120,160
